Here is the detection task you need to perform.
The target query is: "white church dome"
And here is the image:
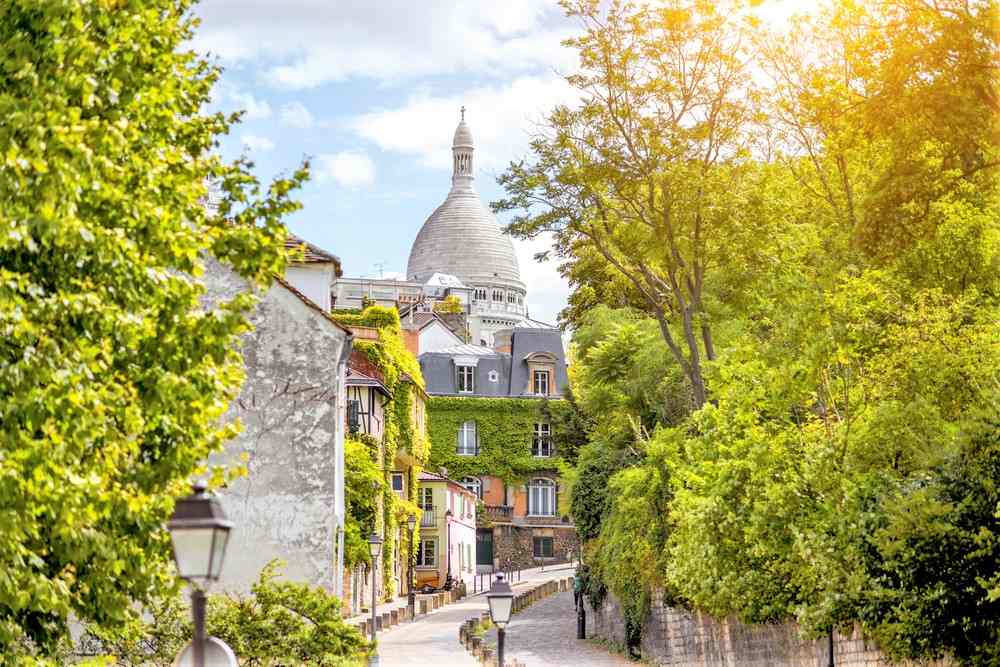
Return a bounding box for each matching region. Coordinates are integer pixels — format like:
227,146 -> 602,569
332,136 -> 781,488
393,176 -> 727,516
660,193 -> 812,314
406,112 -> 522,289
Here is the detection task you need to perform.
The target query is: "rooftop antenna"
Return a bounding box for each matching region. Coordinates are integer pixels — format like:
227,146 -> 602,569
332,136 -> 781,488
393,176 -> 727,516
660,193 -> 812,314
374,261 -> 385,279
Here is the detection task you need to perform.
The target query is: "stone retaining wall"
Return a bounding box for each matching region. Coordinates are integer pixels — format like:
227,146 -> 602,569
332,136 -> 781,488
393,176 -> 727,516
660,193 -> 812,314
590,590 -> 953,667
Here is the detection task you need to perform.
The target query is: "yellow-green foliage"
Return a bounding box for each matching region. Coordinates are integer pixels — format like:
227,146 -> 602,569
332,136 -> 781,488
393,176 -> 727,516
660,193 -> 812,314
333,306 -> 426,599
92,561 -> 369,666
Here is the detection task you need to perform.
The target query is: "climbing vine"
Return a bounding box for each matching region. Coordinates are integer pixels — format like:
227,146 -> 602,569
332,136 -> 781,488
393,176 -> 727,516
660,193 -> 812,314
333,306 -> 426,600
426,396 -> 571,483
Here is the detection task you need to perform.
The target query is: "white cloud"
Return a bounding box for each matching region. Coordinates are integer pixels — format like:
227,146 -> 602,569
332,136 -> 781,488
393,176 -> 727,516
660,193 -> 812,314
279,101 -> 315,129
230,91 -> 272,121
316,151 -> 376,188
191,0 -> 576,88
352,74 -> 579,171
240,134 -> 275,152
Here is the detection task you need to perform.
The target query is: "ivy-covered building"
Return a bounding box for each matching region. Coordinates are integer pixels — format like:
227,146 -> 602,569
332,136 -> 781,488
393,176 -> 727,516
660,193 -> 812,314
420,326 -> 577,570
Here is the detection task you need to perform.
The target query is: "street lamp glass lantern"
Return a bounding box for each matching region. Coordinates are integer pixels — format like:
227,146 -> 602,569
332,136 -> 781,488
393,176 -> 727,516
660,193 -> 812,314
487,573 -> 514,628
167,482 -> 233,582
368,531 -> 383,559
407,514 -> 417,531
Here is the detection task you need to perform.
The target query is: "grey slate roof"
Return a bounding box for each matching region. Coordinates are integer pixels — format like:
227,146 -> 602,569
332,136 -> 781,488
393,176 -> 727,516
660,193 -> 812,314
509,328 -> 569,398
420,326 -> 567,398
419,349 -> 511,397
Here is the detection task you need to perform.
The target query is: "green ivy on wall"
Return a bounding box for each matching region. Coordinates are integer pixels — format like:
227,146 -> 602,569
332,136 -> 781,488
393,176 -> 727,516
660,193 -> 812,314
333,306 -> 426,601
426,396 -> 570,483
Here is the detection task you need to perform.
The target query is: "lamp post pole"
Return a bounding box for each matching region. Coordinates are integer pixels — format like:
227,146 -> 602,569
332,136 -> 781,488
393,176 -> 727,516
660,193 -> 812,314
192,589 -> 206,667
368,531 -> 383,663
407,514 -> 417,620
444,509 -> 453,590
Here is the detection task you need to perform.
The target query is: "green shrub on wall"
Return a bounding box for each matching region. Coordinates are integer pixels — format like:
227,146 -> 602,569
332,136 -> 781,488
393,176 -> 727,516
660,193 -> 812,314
332,306 -> 426,600
426,396 -> 570,483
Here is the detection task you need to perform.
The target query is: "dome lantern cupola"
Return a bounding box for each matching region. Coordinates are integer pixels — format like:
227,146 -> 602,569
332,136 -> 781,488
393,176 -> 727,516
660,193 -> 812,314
452,106 -> 474,191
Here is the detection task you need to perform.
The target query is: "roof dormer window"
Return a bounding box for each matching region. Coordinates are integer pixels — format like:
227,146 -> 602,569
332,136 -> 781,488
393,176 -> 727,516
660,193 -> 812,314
457,365 -> 475,393
533,370 -> 550,396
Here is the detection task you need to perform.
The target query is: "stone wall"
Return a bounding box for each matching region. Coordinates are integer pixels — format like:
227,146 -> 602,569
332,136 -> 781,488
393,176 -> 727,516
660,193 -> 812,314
590,590 -> 954,667
492,525 -> 577,570
203,258 -> 350,593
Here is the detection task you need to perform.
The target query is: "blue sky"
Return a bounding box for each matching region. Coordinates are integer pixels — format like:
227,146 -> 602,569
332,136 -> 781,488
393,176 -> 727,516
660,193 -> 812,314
190,0 -> 584,324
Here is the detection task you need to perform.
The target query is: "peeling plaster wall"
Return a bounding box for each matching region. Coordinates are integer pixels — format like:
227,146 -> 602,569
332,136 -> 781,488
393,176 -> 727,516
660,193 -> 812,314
203,258 -> 348,592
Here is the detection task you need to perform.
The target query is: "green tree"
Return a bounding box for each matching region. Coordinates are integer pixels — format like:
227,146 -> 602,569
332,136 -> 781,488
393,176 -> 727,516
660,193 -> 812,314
432,294 -> 464,314
0,0 -> 306,655
495,0 -> 771,408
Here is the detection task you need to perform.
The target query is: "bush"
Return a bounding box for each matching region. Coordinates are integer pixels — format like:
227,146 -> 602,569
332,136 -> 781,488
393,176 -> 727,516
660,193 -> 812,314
93,561 -> 369,666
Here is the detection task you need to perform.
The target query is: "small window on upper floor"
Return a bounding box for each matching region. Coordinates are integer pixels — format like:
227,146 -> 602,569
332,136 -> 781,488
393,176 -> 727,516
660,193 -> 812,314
533,370 -> 550,396
457,365 -> 475,393
391,473 -> 405,497
507,292 -> 516,304
492,289 -> 503,302
461,476 -> 482,499
532,423 -> 553,457
457,420 -> 479,456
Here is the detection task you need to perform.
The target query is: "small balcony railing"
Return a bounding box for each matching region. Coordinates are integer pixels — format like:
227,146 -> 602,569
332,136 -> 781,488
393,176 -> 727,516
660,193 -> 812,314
420,509 -> 436,528
484,505 -> 514,522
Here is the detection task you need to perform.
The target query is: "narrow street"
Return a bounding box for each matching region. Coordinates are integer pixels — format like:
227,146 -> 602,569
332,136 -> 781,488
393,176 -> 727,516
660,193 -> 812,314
374,565 -> 630,666
482,590 -> 631,667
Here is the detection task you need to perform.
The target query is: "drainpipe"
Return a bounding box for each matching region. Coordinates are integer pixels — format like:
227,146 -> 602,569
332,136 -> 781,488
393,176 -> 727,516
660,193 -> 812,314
333,331 -> 354,599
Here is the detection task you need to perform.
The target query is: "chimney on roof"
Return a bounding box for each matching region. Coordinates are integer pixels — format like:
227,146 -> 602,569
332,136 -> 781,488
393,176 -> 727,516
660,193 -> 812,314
439,467 -> 448,479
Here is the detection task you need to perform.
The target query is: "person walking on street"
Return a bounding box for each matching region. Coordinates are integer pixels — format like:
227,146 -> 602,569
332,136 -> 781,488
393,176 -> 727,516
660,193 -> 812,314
573,567 -> 586,611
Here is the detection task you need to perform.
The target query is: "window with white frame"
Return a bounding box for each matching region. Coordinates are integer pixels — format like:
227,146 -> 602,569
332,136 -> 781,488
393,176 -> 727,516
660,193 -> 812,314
528,478 -> 556,516
533,370 -> 550,396
461,476 -> 482,499
416,538 -> 436,567
532,423 -> 553,457
457,365 -> 474,393
418,487 -> 433,510
456,421 -> 478,456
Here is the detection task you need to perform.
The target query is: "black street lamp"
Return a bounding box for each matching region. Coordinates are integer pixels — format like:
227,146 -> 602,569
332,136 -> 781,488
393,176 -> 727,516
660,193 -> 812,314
167,482 -> 233,667
368,531 -> 383,649
487,573 -> 514,667
406,514 -> 417,620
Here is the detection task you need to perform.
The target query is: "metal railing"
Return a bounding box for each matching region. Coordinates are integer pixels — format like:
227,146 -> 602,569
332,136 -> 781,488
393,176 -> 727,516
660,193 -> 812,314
420,509 -> 436,527
471,562 -> 521,594
483,504 -> 513,520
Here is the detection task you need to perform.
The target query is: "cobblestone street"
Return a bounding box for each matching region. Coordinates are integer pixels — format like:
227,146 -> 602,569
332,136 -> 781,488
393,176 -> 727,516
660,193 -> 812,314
374,566 -> 630,666
482,590 -> 632,667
